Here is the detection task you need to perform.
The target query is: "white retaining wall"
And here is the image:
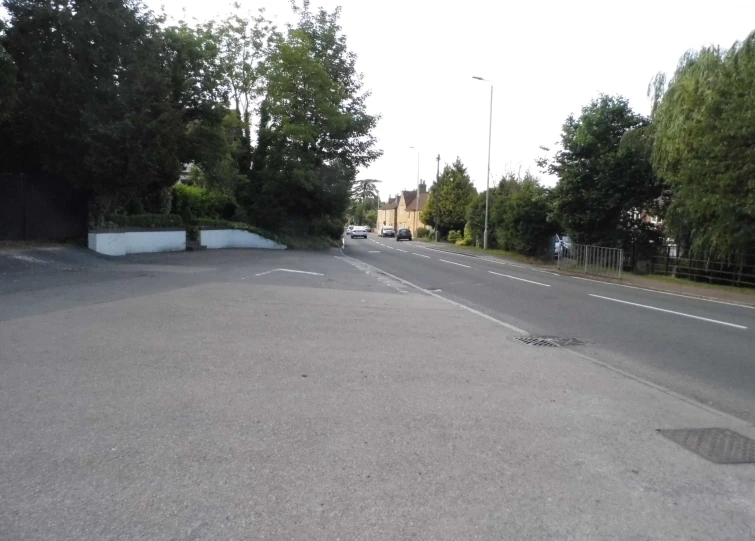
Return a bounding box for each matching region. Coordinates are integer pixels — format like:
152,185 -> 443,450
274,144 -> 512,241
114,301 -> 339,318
200,229 -> 286,250
88,230 -> 186,256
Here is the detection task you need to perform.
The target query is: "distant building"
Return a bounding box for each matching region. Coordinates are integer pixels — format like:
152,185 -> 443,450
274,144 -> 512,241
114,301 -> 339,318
378,185 -> 429,233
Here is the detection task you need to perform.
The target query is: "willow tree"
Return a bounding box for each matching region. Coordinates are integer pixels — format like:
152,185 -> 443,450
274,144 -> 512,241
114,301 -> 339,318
653,32 -> 755,261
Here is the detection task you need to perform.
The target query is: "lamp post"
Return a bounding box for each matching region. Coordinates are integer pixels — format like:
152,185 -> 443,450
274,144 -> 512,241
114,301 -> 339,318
472,76 -> 493,249
409,146 -> 420,235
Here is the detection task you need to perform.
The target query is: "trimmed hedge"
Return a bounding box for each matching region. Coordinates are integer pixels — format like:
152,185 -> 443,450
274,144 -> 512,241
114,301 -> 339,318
196,219 -> 282,244
173,184 -> 237,222
106,214 -> 184,228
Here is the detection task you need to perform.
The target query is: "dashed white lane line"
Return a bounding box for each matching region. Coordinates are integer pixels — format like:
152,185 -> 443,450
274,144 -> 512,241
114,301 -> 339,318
413,253 -> 430,258
396,248 -> 407,253
488,271 -> 551,287
439,259 -> 472,268
589,294 -> 748,329
572,276 -> 755,310
368,251 -> 381,253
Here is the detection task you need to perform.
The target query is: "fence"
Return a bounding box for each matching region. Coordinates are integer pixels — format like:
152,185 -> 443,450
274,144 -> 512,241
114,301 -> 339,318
557,243 -> 623,280
649,246 -> 755,288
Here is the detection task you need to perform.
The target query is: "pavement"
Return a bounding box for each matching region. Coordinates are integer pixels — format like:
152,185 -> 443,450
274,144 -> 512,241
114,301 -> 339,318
1,245 -> 755,540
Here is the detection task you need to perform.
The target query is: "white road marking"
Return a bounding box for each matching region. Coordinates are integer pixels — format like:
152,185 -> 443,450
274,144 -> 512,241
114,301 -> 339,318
589,294 -> 748,329
255,268 -> 324,276
396,249 -> 407,253
413,253 -> 430,258
488,271 -> 551,287
439,259 -> 472,268
571,276 -> 755,310
336,252 -> 527,334
368,251 -> 381,253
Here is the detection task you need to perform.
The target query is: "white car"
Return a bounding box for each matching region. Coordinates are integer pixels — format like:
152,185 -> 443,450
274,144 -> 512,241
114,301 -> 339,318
350,226 -> 368,239
346,225 -> 355,236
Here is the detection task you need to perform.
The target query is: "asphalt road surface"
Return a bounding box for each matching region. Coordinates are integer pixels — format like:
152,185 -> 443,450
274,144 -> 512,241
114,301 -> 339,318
2,246 -> 755,540
344,234 -> 755,423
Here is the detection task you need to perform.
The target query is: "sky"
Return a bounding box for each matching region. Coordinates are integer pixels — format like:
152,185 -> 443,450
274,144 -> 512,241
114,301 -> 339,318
149,0 -> 755,199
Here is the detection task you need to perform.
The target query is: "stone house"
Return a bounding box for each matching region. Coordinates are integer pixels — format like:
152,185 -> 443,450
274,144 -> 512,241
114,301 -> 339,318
378,185 -> 429,234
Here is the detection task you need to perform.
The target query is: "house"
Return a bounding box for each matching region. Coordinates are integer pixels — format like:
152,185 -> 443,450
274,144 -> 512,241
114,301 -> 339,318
378,185 -> 429,233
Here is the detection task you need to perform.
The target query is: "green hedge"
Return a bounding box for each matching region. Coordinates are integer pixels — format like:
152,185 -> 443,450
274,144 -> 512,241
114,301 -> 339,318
172,184 -> 237,222
196,219 -> 282,244
106,214 -> 184,228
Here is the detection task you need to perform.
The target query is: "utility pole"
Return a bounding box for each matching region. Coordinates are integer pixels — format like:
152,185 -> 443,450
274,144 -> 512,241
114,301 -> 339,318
435,154 -> 440,241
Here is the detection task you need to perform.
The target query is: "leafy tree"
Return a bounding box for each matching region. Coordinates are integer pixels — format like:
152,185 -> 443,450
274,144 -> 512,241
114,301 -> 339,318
245,1 -> 381,235
466,171 -> 527,246
493,177 -> 556,256
542,94 -> 662,251
0,41 -> 17,120
421,158 -> 476,234
0,0 -> 186,218
653,33 -> 755,260
351,178 -> 379,202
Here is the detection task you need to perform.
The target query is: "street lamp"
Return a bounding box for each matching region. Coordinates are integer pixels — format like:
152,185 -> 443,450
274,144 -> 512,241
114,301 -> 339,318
409,146 -> 420,235
473,76 -> 493,249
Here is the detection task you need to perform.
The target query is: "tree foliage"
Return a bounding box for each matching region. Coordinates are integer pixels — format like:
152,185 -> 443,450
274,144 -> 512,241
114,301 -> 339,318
421,158 -> 476,234
542,95 -> 663,251
245,2 -> 381,235
652,33 -> 755,260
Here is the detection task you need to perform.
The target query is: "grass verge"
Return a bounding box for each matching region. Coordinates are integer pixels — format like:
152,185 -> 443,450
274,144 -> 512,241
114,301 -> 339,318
634,274 -> 755,296
413,238 -> 545,265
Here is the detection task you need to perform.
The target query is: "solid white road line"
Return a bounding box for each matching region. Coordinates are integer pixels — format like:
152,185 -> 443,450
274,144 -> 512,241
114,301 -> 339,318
572,276 -> 755,310
413,253 -> 430,258
255,268 -> 324,276
396,248 -> 407,253
439,259 -> 472,268
488,271 -> 551,287
368,251 -> 381,253
589,294 -> 748,329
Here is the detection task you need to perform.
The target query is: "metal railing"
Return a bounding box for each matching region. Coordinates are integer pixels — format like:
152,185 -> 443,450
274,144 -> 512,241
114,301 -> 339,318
649,247 -> 755,288
557,243 -> 623,280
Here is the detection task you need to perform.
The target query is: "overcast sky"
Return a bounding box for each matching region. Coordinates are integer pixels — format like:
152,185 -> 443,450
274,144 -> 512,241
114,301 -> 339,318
151,0 -> 755,199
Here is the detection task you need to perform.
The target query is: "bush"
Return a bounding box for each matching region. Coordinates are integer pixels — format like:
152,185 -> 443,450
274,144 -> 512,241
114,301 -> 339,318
447,230 -> 463,243
455,237 -> 474,246
416,227 -> 430,238
105,214 -> 184,229
172,184 -> 238,222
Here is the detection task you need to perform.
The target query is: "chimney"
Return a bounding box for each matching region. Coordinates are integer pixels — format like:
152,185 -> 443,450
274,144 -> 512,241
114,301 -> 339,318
419,181 -> 427,194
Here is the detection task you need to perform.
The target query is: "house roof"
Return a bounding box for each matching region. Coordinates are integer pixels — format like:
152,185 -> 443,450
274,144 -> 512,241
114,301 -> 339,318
405,192 -> 428,212
379,200 -> 399,210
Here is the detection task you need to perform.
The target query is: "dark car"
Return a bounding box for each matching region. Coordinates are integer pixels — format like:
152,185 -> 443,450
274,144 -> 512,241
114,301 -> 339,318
396,228 -> 412,241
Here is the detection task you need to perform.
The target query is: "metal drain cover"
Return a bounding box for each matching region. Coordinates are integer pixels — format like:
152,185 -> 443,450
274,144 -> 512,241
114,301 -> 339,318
659,428 -> 755,464
514,336 -> 585,347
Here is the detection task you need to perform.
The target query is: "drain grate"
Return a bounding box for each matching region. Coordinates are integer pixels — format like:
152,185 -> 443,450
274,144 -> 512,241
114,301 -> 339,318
659,428 -> 755,464
514,336 -> 585,347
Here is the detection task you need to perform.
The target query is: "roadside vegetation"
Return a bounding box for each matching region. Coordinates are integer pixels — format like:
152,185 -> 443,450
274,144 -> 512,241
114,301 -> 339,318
0,0 -> 380,247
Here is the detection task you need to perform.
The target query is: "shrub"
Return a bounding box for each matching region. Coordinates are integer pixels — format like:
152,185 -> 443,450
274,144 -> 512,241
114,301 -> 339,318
416,227 -> 430,238
447,230 -> 463,243
172,184 -> 238,222
105,214 -> 183,229
456,237 -> 474,246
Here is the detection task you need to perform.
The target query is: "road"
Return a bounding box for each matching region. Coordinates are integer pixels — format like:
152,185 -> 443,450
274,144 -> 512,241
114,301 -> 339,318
2,246 -> 755,539
343,234 -> 755,422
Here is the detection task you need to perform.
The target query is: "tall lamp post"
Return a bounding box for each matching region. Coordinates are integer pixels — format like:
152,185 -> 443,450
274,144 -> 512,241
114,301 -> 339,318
473,76 -> 493,249
409,146 -> 420,234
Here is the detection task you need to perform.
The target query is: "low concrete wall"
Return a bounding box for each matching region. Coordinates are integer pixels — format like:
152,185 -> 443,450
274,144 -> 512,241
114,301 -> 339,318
200,229 -> 286,250
88,229 -> 186,256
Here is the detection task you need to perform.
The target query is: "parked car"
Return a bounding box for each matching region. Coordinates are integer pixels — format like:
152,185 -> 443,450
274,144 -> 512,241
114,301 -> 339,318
396,228 -> 412,241
380,226 -> 395,238
350,226 -> 368,239
554,234 -> 572,258
364,225 -> 372,233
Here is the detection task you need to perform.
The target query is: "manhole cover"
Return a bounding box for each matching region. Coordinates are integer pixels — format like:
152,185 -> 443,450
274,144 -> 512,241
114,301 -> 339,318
659,428 -> 755,464
514,336 -> 585,347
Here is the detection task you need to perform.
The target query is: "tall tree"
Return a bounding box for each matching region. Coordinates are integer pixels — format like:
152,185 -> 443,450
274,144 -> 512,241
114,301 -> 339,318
542,95 -> 662,250
653,33 -> 755,260
421,158 -> 477,233
351,178 -> 379,201
493,176 -> 555,256
245,1 -> 381,235
0,40 -> 17,120
0,0 -> 185,217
